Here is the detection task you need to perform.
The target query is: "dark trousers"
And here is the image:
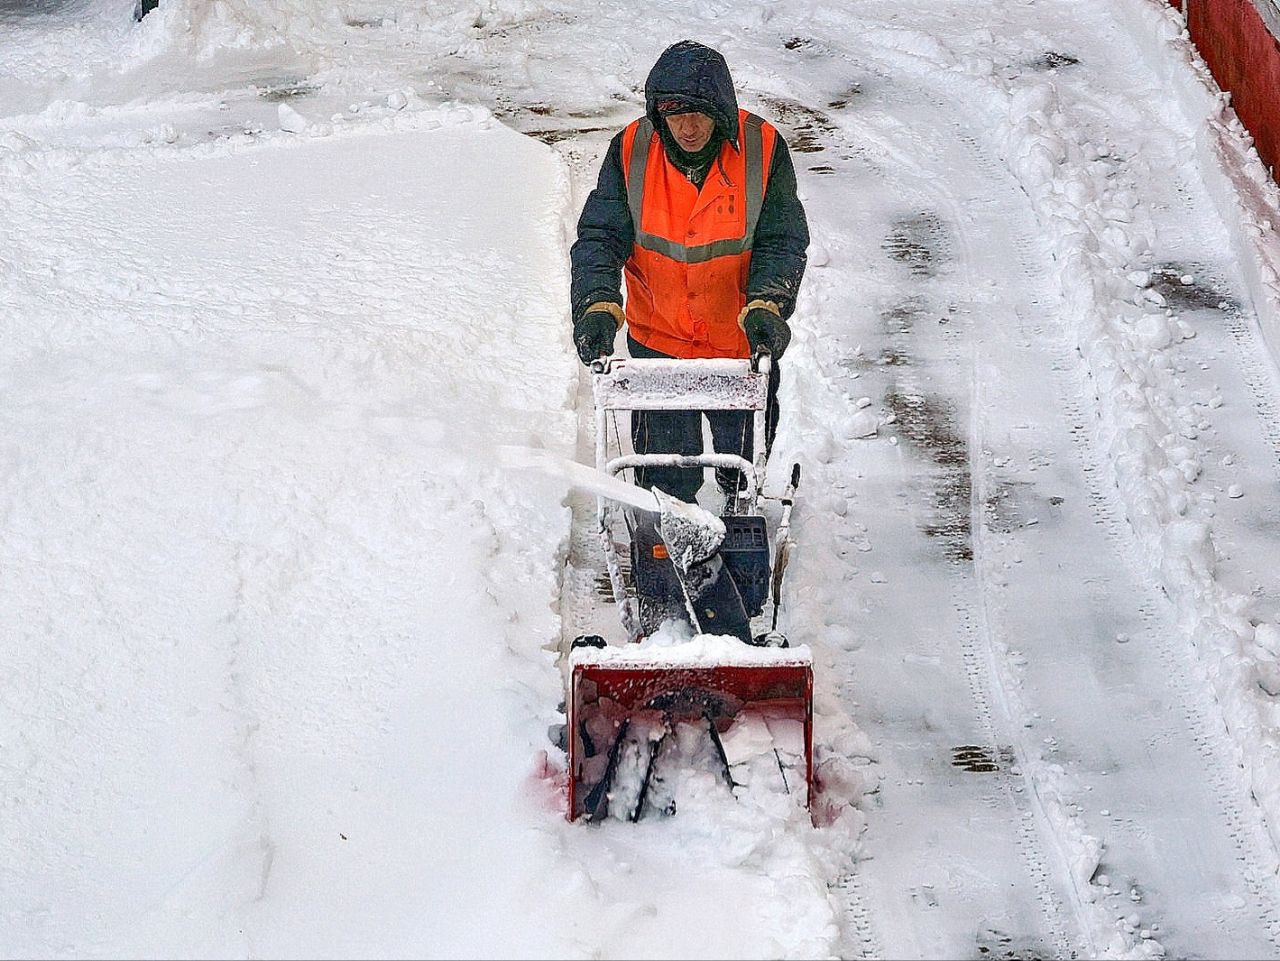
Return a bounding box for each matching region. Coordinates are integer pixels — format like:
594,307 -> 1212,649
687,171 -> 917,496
628,335 -> 781,503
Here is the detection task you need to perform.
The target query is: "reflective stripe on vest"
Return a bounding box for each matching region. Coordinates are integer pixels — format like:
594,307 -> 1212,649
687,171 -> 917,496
624,113 -> 766,264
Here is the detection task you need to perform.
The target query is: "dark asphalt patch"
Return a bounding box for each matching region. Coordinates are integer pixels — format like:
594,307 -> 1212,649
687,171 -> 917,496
1028,51 -> 1080,71
827,82 -> 864,110
255,77 -> 318,102
984,481 -> 1033,534
1149,262 -> 1238,312
884,212 -> 950,278
497,99 -> 635,144
976,926 -> 1052,960
886,392 -> 967,468
759,95 -> 835,153
886,390 -> 972,561
473,9 -> 573,39
525,126 -> 612,144
594,573 -> 616,600
951,744 -> 1013,773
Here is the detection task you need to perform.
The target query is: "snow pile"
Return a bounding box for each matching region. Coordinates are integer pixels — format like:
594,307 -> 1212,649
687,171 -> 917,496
0,1 -> 134,117
125,0 -> 570,61
127,0 -> 337,56
0,103 -> 584,957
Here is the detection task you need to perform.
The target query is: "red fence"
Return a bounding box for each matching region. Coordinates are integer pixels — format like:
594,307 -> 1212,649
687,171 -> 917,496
1174,0 -> 1280,178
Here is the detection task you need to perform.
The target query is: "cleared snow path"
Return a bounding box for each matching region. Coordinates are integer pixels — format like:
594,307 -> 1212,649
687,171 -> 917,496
789,3 -> 1280,958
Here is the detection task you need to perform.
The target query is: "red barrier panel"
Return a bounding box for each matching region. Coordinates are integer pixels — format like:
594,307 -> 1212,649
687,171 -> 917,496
1185,1 -> 1280,178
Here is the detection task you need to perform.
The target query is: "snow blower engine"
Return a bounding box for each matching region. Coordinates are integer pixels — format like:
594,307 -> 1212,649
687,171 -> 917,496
567,353 -> 812,822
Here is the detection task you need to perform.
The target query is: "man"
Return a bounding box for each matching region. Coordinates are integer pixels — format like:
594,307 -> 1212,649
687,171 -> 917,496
570,40 -> 809,506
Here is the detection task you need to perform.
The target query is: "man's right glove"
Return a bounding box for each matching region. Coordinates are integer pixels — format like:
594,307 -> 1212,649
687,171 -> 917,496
740,301 -> 791,359
573,303 -> 623,366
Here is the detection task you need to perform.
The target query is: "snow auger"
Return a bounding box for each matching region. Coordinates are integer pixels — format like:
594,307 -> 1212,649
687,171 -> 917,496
567,352 -> 812,822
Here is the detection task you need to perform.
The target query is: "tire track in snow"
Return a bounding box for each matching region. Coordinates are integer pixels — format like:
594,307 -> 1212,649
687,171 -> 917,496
963,332 -> 1082,961
829,868 -> 883,961
891,307 -> 1074,959
1052,330 -> 1280,953
1223,310 -> 1280,469
950,124 -> 1153,955
222,536 -> 277,935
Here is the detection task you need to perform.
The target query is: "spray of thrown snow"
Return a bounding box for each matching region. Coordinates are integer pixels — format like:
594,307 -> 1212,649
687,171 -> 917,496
497,444 -> 660,512
495,444 -> 725,564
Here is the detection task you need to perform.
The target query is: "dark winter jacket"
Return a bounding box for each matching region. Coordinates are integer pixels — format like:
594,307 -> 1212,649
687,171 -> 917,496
570,41 -> 810,325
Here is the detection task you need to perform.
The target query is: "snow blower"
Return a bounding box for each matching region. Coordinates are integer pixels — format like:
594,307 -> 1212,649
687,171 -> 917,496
567,353 -> 812,822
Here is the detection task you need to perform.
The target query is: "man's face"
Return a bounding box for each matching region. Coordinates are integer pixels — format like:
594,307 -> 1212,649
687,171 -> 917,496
666,111 -> 716,152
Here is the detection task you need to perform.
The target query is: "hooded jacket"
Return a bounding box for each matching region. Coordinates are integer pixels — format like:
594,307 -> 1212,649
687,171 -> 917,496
571,41 -> 809,357
646,41 -> 741,158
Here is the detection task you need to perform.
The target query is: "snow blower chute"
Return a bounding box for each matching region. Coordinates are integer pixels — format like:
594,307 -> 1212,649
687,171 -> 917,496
567,354 -> 812,822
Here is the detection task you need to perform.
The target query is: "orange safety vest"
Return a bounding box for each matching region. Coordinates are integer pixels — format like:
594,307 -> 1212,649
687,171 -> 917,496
621,109 -> 777,358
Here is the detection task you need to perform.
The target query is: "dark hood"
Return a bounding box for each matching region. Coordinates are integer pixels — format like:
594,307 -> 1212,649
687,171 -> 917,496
645,40 -> 740,150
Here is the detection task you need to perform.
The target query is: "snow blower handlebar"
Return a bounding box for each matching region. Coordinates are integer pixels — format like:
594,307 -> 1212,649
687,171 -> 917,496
604,452 -> 757,488
589,348 -> 772,378
590,353 -> 772,501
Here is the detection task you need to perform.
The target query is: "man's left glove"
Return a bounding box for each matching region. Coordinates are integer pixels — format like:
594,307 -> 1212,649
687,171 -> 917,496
740,301 -> 791,359
573,302 -> 624,366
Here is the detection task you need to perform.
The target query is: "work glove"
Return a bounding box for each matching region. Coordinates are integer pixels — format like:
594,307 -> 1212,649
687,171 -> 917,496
740,302 -> 791,359
573,303 -> 622,366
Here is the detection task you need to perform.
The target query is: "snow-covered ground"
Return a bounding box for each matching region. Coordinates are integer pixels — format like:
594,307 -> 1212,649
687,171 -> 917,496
5,0 -> 1280,958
